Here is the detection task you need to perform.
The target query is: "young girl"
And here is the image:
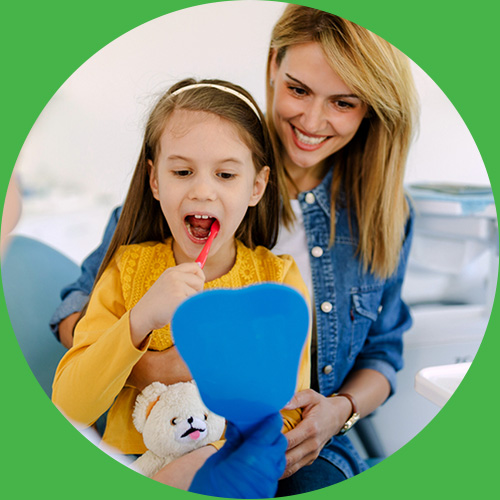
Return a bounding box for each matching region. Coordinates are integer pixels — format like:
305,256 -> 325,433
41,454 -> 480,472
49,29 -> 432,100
52,78 -> 311,485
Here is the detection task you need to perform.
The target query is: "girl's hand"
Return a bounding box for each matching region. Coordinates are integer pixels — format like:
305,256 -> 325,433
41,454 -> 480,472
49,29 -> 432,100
129,262 -> 205,347
281,389 -> 351,478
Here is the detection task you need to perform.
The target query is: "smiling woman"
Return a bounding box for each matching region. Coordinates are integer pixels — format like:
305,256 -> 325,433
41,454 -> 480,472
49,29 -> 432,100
269,42 -> 368,180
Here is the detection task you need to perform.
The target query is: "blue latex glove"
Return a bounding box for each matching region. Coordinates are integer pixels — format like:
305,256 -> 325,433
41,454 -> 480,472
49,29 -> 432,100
189,413 -> 287,498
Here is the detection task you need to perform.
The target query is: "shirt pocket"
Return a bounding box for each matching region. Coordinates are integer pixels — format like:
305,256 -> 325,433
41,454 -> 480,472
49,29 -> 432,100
349,286 -> 383,361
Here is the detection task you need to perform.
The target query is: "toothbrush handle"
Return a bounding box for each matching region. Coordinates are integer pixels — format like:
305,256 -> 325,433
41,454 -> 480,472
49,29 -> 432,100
195,232 -> 216,269
195,220 -> 220,269
195,239 -> 212,268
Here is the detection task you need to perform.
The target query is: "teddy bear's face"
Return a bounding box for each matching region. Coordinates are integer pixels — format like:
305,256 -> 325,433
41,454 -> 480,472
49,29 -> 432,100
137,382 -> 225,459
170,412 -> 209,444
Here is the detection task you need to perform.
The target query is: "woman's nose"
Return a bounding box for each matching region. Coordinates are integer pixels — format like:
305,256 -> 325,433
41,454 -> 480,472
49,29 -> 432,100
300,98 -> 327,134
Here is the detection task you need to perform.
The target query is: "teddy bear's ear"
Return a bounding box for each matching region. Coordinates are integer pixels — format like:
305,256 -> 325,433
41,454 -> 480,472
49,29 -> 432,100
132,381 -> 169,433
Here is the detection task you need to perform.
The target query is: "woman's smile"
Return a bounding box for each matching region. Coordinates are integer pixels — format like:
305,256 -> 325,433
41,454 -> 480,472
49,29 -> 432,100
290,124 -> 332,151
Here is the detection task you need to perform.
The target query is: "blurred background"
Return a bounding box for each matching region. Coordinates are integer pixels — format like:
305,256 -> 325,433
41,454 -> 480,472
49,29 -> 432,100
3,1 -> 497,460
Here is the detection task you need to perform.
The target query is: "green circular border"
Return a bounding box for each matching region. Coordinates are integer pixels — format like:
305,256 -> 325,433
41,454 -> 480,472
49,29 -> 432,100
1,1 -> 498,498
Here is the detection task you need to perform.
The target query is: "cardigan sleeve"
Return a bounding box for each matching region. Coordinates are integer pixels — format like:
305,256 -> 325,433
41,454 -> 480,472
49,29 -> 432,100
52,253 -> 149,427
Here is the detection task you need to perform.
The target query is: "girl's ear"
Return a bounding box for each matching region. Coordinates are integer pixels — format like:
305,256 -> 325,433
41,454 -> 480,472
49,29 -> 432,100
248,166 -> 270,207
148,160 -> 160,200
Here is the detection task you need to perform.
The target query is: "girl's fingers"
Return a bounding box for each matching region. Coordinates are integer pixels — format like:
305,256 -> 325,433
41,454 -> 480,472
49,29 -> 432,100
175,262 -> 206,278
180,274 -> 205,292
159,264 -> 205,290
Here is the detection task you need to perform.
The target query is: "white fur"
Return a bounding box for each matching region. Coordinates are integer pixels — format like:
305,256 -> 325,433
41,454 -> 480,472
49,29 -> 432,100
132,381 -> 225,477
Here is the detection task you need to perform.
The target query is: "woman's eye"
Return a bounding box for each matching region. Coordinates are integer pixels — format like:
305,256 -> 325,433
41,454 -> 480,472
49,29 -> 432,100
335,100 -> 355,110
289,86 -> 307,97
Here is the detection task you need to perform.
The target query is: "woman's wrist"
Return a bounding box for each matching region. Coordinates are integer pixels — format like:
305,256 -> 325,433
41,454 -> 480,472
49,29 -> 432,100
333,393 -> 361,434
327,393 -> 352,434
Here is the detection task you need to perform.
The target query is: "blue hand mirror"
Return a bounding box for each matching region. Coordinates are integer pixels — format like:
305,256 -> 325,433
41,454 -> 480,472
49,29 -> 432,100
172,283 -> 309,434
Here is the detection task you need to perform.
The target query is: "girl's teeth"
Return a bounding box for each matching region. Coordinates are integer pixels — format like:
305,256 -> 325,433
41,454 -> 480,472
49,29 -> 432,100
294,127 -> 328,145
193,215 -> 210,219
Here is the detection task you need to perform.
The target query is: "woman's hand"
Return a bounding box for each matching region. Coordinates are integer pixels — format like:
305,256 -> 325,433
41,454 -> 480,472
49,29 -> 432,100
58,312 -> 81,349
129,263 -> 205,347
126,347 -> 192,392
281,389 -> 351,479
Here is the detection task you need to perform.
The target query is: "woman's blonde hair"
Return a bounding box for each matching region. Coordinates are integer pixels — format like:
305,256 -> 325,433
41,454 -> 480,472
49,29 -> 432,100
267,5 -> 419,278
93,78 -> 280,287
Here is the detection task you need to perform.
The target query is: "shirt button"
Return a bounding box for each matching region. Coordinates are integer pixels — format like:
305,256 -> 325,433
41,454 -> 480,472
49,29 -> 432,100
378,305 -> 383,314
305,192 -> 315,204
321,301 -> 333,313
311,246 -> 323,258
323,364 -> 333,375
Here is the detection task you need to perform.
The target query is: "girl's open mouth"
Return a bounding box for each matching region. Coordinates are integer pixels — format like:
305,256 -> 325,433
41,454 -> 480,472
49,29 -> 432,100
184,214 -> 218,243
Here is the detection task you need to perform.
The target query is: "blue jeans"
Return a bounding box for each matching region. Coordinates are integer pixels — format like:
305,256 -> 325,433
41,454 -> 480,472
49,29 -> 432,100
276,457 -> 347,496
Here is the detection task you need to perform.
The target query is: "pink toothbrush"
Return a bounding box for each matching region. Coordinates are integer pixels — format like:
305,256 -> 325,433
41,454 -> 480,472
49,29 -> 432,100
195,220 -> 220,269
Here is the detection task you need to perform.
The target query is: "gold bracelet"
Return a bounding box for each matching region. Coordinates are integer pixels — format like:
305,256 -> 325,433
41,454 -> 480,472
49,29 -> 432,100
333,393 -> 361,434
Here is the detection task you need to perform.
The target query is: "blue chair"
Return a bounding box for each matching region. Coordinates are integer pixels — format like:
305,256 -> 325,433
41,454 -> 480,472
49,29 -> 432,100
1,235 -> 79,397
355,415 -> 386,467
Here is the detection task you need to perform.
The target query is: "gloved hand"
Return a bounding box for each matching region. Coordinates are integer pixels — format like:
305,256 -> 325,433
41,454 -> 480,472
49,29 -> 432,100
189,413 -> 287,498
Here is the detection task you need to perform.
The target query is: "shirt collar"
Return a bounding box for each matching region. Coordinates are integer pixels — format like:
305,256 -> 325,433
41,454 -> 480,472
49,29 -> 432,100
297,165 -> 334,218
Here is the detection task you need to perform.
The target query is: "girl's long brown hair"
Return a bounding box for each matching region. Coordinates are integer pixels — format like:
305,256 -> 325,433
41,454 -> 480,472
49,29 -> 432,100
92,78 -> 281,289
267,5 -> 419,279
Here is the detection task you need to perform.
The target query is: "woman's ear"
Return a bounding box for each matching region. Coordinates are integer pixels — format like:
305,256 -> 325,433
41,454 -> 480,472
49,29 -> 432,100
148,160 -> 160,200
248,166 -> 270,207
269,49 -> 278,86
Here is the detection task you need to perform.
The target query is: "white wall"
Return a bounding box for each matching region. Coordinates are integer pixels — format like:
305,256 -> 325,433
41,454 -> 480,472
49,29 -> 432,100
13,0 -> 490,262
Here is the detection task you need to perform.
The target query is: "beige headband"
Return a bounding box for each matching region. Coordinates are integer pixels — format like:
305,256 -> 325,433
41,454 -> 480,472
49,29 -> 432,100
170,83 -> 262,121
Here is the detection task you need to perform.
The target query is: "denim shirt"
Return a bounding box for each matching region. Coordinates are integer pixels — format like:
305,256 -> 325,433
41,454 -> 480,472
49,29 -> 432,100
49,169 -> 414,477
297,167 -> 414,476
302,168 -> 413,398
49,206 -> 122,336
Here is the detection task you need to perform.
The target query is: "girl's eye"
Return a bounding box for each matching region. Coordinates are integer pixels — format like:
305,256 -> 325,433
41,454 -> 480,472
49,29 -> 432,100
173,170 -> 192,177
217,172 -> 235,180
170,418 -> 178,426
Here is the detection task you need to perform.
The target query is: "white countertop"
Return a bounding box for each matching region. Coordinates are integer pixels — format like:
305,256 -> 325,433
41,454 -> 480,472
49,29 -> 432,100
415,362 -> 471,407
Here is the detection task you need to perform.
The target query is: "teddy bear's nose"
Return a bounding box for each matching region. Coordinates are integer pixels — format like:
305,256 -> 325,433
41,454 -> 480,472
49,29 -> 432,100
187,417 -> 194,424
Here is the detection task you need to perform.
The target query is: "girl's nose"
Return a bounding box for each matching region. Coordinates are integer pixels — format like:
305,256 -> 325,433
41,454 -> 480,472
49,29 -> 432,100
188,176 -> 217,201
300,98 -> 327,134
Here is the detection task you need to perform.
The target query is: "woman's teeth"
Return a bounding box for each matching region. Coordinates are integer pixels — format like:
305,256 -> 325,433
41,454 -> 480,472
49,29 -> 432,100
293,127 -> 328,145
193,215 -> 210,219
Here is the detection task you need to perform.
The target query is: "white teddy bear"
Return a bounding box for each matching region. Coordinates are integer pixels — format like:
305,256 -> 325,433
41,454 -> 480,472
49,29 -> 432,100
132,380 -> 225,477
